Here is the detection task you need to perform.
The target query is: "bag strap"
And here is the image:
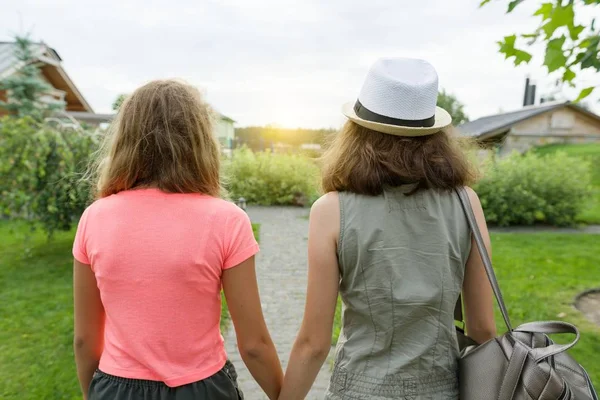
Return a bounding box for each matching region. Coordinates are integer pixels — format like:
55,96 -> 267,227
497,341 -> 529,400
455,187 -> 513,332
515,321 -> 580,362
455,188 -> 582,361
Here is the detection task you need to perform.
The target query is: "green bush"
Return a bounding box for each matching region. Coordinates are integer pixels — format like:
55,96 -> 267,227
224,148 -> 319,206
475,152 -> 592,227
533,143 -> 600,224
0,116 -> 98,236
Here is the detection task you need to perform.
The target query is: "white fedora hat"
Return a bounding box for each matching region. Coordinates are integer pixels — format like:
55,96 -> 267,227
342,58 -> 452,136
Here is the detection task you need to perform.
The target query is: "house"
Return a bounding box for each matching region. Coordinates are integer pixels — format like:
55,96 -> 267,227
459,101 -> 600,156
213,112 -> 236,156
0,41 -> 236,152
0,41 -> 93,117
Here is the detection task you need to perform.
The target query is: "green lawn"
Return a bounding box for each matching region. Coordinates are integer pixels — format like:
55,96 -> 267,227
252,222 -> 261,243
534,143 -> 600,224
0,221 -> 260,399
332,233 -> 600,386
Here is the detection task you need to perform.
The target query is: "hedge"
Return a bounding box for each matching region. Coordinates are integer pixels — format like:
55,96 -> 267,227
475,152 -> 592,227
224,148 -> 319,206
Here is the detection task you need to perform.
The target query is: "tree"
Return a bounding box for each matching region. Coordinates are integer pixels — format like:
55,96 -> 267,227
437,90 -> 469,125
481,0 -> 599,102
0,35 -> 65,121
0,116 -> 98,237
112,93 -> 128,111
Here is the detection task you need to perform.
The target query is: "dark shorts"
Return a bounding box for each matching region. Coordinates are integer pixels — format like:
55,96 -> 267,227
89,360 -> 244,400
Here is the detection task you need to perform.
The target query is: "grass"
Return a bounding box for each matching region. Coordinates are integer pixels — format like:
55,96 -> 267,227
0,223 -> 81,399
331,233 -> 600,386
252,222 -> 261,243
534,143 -> 600,224
0,220 -> 260,399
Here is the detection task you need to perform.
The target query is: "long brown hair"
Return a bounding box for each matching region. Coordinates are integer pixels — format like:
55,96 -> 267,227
321,121 -> 477,195
90,80 -> 222,198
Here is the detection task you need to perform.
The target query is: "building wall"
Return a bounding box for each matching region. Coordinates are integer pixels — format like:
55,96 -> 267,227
500,107 -> 600,155
215,118 -> 235,152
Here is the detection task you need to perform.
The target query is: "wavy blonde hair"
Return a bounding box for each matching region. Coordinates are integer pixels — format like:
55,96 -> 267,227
90,80 -> 222,199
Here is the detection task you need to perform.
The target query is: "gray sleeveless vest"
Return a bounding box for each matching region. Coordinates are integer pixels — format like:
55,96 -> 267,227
326,186 -> 471,400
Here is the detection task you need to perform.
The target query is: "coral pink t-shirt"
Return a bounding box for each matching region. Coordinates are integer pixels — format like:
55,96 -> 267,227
72,188 -> 259,387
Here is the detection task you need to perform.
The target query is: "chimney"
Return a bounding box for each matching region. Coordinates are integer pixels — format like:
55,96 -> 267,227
522,77 -> 537,107
528,83 -> 536,106
523,77 -> 530,107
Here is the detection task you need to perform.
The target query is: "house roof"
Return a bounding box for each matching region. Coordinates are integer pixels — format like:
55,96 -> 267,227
458,101 -> 600,138
212,107 -> 235,123
0,41 -> 93,113
459,102 -> 562,138
219,114 -> 235,123
66,111 -> 235,125
0,41 -> 62,76
66,111 -> 114,124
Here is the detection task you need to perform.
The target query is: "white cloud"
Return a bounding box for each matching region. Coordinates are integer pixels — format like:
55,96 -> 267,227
1,0 -> 597,127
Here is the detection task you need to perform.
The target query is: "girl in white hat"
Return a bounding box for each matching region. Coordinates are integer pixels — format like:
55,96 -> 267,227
279,58 -> 496,400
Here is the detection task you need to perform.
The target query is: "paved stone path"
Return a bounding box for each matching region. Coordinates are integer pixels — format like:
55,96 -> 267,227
224,207 -> 331,399
223,207 -> 599,398
576,290 -> 600,326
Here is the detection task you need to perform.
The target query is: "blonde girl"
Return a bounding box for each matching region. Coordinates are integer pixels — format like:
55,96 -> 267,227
73,80 -> 282,400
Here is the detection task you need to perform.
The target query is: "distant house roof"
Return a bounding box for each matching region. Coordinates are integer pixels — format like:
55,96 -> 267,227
0,41 -> 63,73
66,111 -> 114,124
0,41 -> 93,113
213,109 -> 235,123
458,101 -> 600,138
65,111 -> 234,125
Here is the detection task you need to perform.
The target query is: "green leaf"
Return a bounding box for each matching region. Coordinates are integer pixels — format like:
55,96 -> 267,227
552,4 -> 575,27
544,36 -> 567,72
574,87 -> 594,102
562,69 -> 576,82
541,4 -> 575,39
568,24 -> 585,41
533,3 -> 553,20
479,0 -> 492,6
499,34 -> 517,51
513,50 -> 533,65
578,37 -> 600,71
567,52 -> 585,68
579,36 -> 598,49
498,35 -> 532,65
507,0 -> 524,13
541,22 -> 556,39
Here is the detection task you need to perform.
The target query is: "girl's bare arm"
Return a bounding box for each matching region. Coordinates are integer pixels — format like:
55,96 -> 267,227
73,260 -> 104,400
278,193 -> 340,400
223,256 -> 283,399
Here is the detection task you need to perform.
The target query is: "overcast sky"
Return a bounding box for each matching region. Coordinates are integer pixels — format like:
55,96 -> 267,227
1,0 -> 598,128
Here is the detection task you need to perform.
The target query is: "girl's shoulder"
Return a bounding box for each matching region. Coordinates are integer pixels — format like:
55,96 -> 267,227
312,192 -> 340,213
207,196 -> 248,220
82,190 -> 245,221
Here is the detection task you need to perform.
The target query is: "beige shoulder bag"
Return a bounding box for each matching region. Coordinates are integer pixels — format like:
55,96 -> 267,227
455,187 -> 598,400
